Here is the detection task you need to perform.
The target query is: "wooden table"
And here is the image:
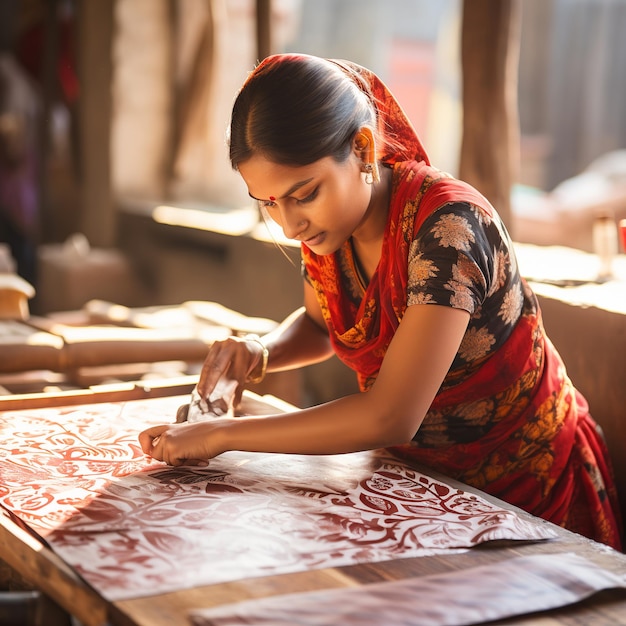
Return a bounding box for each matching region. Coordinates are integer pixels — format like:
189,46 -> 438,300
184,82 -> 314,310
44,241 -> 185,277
1,386 -> 625,626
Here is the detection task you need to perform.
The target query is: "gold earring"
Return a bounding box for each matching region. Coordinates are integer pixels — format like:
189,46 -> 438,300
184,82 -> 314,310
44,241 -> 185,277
362,162 -> 379,185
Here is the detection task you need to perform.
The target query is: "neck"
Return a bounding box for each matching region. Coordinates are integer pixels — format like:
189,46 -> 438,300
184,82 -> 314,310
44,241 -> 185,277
350,166 -> 393,281
354,165 -> 392,246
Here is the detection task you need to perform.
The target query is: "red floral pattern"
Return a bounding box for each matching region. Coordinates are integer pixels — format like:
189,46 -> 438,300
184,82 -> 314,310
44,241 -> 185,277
0,396 -> 556,601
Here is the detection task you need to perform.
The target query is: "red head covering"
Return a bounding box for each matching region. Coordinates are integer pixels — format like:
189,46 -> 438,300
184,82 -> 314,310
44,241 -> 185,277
245,54 -> 430,166
327,58 -> 430,166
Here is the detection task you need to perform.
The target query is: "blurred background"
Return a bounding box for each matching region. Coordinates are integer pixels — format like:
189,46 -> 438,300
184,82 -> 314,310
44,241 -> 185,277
1,0 -> 625,312
0,0 -> 625,400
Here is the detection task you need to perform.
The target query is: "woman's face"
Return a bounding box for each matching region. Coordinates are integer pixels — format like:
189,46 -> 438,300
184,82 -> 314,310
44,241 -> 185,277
238,151 -> 373,256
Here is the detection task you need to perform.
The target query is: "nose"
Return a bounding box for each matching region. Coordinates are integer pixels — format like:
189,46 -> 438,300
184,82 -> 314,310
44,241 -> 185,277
279,209 -> 307,240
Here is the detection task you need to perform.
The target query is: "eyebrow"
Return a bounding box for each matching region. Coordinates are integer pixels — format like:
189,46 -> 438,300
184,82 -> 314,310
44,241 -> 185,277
248,177 -> 314,201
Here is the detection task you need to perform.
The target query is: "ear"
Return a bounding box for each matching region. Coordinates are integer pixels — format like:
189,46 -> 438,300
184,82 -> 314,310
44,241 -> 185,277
353,126 -> 379,183
353,126 -> 376,164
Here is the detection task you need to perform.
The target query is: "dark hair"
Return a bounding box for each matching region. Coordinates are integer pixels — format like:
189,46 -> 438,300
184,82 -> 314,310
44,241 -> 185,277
228,54 -> 376,170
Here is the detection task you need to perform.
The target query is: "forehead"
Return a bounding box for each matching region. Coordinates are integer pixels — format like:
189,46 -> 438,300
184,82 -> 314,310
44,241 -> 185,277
238,154 -> 337,199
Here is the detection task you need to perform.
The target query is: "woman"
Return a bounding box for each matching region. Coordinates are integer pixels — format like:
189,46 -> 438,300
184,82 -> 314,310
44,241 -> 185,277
139,54 -> 622,550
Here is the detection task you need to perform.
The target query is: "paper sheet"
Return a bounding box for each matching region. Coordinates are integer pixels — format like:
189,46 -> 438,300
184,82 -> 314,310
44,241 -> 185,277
189,553 -> 626,626
0,396 -> 556,601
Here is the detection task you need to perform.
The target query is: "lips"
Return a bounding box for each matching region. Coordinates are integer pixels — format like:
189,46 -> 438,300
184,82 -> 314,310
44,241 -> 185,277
303,232 -> 326,247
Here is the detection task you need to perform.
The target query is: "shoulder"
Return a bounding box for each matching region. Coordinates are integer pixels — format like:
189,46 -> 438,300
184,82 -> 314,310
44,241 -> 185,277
414,201 -> 492,246
406,201 -> 512,313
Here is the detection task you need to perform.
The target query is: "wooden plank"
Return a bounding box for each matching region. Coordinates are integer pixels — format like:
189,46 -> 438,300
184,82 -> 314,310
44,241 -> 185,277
1,302 -> 277,375
0,510 -> 109,626
0,320 -> 64,372
0,377 -> 197,411
114,568 -> 359,626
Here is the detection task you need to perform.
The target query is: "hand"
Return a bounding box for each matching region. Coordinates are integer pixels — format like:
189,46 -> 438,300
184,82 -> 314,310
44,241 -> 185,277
196,336 -> 266,414
139,421 -> 225,466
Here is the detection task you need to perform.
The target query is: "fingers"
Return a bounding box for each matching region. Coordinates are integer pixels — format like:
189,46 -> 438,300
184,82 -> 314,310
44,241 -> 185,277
197,337 -> 259,411
144,428 -> 176,464
170,457 -> 209,467
138,425 -> 167,455
176,403 -> 190,423
197,340 -> 237,397
138,422 -> 216,467
233,384 -> 245,411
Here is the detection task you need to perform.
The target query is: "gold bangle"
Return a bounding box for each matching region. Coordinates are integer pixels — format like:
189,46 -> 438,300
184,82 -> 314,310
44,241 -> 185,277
246,335 -> 269,384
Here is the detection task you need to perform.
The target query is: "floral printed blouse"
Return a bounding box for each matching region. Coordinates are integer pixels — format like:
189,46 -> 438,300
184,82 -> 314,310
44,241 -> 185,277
330,200 -> 533,383
319,199 -> 539,449
407,201 -> 529,376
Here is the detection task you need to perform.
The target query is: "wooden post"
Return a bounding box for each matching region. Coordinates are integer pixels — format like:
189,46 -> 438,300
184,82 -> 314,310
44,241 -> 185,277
459,0 -> 521,236
76,0 -> 114,247
37,0 -> 59,244
256,0 -> 272,61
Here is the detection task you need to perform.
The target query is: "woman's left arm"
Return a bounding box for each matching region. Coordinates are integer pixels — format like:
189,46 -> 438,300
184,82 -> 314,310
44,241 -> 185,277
139,304 -> 469,465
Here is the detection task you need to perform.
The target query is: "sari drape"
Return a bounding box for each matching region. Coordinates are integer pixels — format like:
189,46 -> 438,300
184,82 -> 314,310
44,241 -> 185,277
300,59 -> 622,550
302,160 -> 622,550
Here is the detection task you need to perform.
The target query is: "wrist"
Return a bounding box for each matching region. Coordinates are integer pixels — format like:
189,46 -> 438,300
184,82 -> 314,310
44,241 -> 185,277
210,418 -> 235,456
245,334 -> 269,384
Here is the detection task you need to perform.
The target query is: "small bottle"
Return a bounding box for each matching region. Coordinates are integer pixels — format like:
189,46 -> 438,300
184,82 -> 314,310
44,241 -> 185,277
592,213 -> 618,281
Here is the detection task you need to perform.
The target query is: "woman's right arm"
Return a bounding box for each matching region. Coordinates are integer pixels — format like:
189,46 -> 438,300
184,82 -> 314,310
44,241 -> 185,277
260,280 -> 333,373
195,281 -> 333,410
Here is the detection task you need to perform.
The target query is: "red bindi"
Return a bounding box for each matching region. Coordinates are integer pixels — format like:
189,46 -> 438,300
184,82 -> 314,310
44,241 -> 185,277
269,196 -> 276,202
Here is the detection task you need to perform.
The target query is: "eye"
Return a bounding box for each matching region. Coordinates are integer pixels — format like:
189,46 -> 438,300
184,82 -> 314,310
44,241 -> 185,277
297,187 -> 319,204
258,199 -> 277,210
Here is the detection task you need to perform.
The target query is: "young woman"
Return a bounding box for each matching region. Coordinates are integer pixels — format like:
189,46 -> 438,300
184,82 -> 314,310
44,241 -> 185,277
139,53 -> 622,550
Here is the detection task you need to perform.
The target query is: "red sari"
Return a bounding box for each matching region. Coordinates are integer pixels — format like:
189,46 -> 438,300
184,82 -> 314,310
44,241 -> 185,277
301,60 -> 623,550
